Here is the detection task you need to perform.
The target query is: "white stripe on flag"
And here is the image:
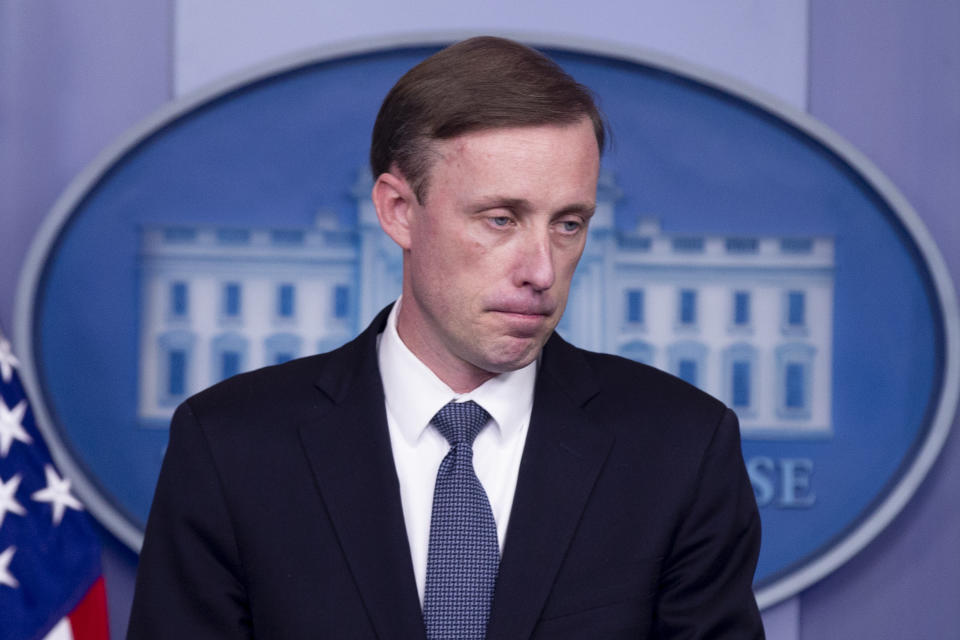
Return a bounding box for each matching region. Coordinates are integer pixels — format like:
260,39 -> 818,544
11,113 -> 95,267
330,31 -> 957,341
43,618 -> 74,640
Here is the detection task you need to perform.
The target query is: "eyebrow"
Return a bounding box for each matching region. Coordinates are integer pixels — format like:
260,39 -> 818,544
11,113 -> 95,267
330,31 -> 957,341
472,196 -> 597,217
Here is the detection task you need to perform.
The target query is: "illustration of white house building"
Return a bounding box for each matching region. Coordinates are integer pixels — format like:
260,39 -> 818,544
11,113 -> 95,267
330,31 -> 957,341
138,171 -> 834,438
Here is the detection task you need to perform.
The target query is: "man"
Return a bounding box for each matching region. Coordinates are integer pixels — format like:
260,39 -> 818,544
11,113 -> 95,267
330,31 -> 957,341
128,37 -> 763,639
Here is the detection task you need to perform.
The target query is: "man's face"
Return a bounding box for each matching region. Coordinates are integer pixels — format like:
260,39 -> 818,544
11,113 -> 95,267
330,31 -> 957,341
382,117 -> 600,391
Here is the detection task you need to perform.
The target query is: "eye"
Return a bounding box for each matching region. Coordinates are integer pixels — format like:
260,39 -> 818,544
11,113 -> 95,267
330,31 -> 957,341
558,219 -> 583,234
489,216 -> 512,227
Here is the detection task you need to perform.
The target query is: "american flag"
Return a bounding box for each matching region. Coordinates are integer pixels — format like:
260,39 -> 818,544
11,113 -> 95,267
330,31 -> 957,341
0,330 -> 109,640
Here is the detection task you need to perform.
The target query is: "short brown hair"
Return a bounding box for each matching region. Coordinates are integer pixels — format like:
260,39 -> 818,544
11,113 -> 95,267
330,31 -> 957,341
370,36 -> 607,202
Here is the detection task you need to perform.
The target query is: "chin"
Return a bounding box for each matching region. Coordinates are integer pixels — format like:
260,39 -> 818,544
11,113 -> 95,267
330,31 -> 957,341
477,337 -> 545,373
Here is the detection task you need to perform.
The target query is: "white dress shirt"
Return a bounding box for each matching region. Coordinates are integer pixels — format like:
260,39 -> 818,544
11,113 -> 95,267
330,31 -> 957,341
376,299 -> 536,605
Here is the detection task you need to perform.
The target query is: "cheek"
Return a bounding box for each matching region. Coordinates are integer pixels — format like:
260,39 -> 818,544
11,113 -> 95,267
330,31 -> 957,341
556,247 -> 585,281
436,231 -> 501,280
410,228 -> 460,277
411,244 -> 485,311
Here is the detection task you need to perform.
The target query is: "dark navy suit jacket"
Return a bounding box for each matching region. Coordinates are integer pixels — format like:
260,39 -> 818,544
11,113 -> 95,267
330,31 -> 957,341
128,305 -> 764,639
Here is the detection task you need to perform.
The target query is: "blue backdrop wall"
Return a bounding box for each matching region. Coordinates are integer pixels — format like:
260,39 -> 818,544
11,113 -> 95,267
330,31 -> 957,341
1,2 -> 957,638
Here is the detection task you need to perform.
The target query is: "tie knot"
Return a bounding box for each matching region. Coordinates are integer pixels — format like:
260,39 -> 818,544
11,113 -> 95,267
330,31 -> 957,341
431,400 -> 490,447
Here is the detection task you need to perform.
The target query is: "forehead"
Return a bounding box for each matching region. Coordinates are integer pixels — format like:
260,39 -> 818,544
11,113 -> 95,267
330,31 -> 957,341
422,119 -> 600,203
440,118 -> 598,155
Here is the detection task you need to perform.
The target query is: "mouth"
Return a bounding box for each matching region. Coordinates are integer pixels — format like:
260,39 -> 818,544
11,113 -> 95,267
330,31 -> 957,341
488,306 -> 557,334
490,304 -> 555,318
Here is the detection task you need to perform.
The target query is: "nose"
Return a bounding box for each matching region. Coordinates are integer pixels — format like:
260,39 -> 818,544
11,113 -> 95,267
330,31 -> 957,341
514,228 -> 555,291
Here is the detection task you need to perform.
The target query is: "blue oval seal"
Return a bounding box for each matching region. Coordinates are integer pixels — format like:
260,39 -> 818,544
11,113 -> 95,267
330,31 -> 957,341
15,36 -> 958,608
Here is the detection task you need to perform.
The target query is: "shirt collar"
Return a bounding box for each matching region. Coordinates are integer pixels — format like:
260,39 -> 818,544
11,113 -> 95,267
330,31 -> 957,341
377,298 -> 537,445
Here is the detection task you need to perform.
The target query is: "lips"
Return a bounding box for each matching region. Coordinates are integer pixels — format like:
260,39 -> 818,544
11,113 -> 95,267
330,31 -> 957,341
487,305 -> 557,339
491,306 -> 554,318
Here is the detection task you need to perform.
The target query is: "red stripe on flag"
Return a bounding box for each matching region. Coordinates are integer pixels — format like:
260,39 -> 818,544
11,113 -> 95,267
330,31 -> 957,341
68,577 -> 110,639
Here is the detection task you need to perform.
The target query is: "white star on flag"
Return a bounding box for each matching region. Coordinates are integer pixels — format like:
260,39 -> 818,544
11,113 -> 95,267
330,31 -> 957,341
0,396 -> 32,458
0,329 -> 109,635
0,546 -> 18,588
31,465 -> 83,526
0,473 -> 27,529
0,337 -> 19,383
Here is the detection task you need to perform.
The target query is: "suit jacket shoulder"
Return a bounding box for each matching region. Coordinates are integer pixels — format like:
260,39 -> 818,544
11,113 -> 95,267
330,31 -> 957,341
540,333 -> 731,461
128,306 -> 425,640
181,312 -> 379,438
508,334 -> 764,639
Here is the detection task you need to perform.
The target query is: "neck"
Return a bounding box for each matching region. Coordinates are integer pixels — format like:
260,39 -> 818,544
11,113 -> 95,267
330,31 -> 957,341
394,302 -> 496,394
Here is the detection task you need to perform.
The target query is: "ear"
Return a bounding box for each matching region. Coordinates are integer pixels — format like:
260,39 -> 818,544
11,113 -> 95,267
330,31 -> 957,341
371,171 -> 417,250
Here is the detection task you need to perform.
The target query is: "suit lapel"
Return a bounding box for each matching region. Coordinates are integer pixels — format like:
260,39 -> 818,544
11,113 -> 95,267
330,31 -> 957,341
486,335 -> 614,640
298,306 -> 426,640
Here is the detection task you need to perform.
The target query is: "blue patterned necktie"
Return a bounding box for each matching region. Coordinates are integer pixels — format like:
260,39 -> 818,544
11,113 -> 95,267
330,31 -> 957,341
422,400 -> 500,640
